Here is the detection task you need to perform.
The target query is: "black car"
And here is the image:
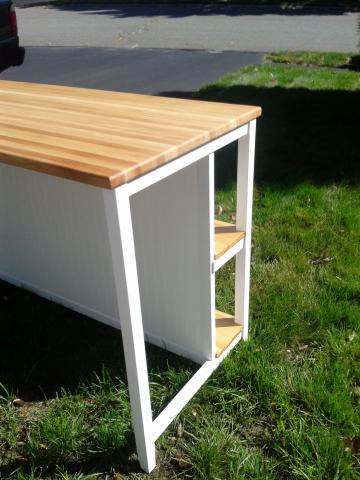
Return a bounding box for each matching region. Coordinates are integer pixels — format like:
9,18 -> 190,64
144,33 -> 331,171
0,0 -> 24,66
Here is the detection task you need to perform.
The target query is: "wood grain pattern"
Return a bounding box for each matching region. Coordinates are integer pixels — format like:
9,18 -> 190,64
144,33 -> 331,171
214,219 -> 245,260
0,80 -> 261,189
215,310 -> 242,357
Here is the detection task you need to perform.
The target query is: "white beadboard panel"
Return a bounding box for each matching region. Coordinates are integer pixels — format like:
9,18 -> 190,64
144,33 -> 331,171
130,157 -> 213,363
0,161 -> 213,363
0,163 -> 119,326
0,270 -> 207,365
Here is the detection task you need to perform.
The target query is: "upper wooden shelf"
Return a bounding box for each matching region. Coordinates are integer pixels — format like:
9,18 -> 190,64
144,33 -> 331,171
0,81 -> 261,189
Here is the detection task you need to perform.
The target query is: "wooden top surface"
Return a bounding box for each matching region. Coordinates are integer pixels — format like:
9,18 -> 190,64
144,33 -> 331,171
0,80 -> 261,189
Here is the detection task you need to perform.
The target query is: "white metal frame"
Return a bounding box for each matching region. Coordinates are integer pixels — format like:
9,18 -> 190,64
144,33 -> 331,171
235,120 -> 257,340
127,124 -> 248,196
101,120 -> 257,472
103,186 -> 156,472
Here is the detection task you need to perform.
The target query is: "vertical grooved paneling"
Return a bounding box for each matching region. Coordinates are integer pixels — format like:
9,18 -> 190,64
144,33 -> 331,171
131,159 -> 213,363
0,161 -> 213,363
0,163 -> 119,324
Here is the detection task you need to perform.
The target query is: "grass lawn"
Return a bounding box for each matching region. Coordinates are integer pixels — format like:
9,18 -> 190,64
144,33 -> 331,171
1,56 -> 360,479
266,52 -> 360,69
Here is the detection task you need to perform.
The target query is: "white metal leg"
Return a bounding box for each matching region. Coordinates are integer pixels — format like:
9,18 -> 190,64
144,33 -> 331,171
235,120 -> 257,340
103,186 -> 156,473
101,123 -> 256,473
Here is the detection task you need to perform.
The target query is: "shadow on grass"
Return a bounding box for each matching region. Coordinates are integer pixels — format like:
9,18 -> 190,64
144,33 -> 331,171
0,279 -> 123,399
348,54 -> 360,71
0,279 -> 195,401
0,278 -> 196,475
336,54 -> 360,71
193,83 -> 360,189
1,430 -> 143,478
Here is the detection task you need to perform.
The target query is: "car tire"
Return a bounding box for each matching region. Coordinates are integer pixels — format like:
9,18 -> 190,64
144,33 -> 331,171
12,46 -> 25,66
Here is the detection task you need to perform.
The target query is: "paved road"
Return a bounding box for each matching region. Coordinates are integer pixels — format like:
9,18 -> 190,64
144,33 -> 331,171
14,4 -> 360,52
0,47 -> 262,95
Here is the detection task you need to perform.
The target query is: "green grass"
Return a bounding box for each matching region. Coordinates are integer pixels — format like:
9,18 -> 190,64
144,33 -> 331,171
266,51 -> 360,69
204,62 -> 360,91
1,60 -> 360,478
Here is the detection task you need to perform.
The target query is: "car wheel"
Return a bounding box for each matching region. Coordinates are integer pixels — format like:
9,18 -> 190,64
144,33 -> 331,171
12,47 -> 25,66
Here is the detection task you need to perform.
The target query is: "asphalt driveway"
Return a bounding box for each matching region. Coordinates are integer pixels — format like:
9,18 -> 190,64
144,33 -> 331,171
2,3 -> 359,96
0,47 -> 263,95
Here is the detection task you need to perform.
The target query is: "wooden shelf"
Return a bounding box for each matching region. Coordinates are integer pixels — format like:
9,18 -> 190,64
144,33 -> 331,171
214,220 -> 245,271
214,220 -> 245,260
215,310 -> 243,357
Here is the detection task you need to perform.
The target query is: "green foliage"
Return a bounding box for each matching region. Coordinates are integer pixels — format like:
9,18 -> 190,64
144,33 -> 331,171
185,419 -> 278,480
266,51 -> 359,68
26,394 -> 88,464
202,62 -> 360,91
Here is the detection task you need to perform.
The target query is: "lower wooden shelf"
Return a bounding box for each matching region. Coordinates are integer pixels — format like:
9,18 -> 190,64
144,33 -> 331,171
214,220 -> 245,260
215,310 -> 243,357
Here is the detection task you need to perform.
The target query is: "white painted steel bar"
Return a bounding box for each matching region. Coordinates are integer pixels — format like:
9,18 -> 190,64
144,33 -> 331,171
152,330 -> 244,441
127,124 -> 248,196
103,186 -> 156,473
235,120 -> 257,340
207,153 -> 216,359
152,359 -> 217,441
217,330 -> 244,362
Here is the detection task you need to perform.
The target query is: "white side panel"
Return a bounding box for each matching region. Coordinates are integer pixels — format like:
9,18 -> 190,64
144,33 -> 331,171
0,162 -> 213,363
206,153 -> 216,359
0,163 -> 119,325
130,157 -> 213,363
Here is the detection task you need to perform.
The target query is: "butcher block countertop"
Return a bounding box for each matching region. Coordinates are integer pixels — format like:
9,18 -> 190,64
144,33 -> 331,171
0,80 -> 261,189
